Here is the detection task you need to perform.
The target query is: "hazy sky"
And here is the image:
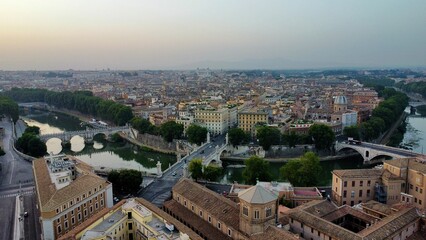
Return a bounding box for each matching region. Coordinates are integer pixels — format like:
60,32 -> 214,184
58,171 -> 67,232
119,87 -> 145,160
1,0 -> 426,70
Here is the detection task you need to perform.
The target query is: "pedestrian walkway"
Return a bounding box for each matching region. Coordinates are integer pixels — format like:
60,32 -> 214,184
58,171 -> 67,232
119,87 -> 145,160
0,190 -> 34,199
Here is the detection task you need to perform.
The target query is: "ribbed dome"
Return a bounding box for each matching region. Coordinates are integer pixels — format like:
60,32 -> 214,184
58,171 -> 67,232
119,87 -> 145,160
334,96 -> 347,105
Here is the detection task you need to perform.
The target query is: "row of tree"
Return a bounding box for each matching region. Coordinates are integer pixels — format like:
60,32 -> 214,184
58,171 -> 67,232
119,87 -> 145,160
0,96 -> 19,122
228,124 -> 335,151
15,126 -> 47,157
395,81 -> 426,98
344,88 -> 409,141
188,159 -> 223,181
131,117 -> 208,144
3,88 -> 134,126
188,152 -> 322,186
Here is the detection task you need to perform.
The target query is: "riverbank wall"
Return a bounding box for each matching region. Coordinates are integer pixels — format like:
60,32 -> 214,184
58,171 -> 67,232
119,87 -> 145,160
222,152 -> 360,163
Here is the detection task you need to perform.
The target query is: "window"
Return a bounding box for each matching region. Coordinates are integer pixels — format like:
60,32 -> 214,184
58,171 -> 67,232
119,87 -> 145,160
191,205 -> 194,211
78,213 -> 81,221
343,190 -> 347,198
410,184 -> 413,189
56,208 -> 60,214
367,190 -> 371,197
208,215 -> 212,223
95,203 -> 98,209
243,206 -> 249,216
84,209 -> 87,217
360,181 -> 363,187
344,181 -> 347,187
217,222 -> 221,229
128,212 -> 132,219
367,180 -> 371,186
350,201 -> 354,206
351,191 -> 355,198
57,218 -> 61,223
70,200 -> 73,206
359,190 -> 363,197
416,186 -> 418,192
57,225 -> 62,234
90,206 -> 93,213
335,178 -> 338,183
71,210 -> 74,215
352,181 -> 355,187
71,217 -> 75,225
228,229 -> 232,236
421,188 -> 423,194
64,214 -> 68,220
199,210 -> 203,217
265,207 -> 272,218
177,196 -> 180,201
128,223 -> 133,230
343,201 -> 346,205
101,200 -> 104,206
254,210 -> 260,219
184,200 -> 187,206
64,221 -> 68,230
419,200 -> 422,205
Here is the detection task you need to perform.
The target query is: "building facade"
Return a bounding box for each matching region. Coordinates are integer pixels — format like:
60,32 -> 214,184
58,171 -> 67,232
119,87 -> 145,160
59,198 -> 203,240
332,158 -> 426,211
238,112 -> 268,135
33,154 -> 113,240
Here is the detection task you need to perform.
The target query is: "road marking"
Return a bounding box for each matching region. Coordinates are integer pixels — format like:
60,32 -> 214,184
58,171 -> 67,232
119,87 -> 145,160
8,160 -> 14,185
0,190 -> 34,199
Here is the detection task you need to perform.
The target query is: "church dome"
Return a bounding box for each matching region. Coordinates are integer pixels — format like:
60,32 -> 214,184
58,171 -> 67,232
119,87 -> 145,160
334,96 -> 347,105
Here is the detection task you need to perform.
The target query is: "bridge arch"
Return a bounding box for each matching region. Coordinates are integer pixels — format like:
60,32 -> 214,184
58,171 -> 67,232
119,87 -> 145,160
336,146 -> 364,158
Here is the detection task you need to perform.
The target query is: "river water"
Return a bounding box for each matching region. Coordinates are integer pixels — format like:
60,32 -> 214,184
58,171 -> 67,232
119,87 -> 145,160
20,109 -> 176,174
22,108 -> 426,186
402,107 -> 426,154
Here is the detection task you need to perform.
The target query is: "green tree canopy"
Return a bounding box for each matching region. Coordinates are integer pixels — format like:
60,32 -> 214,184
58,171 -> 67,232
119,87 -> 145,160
188,159 -> 203,181
256,126 -> 281,150
186,124 -> 208,145
159,121 -> 184,142
242,156 -> 271,184
203,165 -> 223,182
343,126 -> 360,140
228,128 -> 249,146
15,126 -> 46,157
0,96 -> 19,122
308,124 -> 335,151
130,117 -> 158,134
107,169 -> 142,195
280,152 -> 321,187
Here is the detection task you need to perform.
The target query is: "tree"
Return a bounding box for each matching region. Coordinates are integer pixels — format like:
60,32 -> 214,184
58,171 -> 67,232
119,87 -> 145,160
283,131 -> 299,148
130,117 -> 157,134
256,126 -> 281,150
188,159 -> 203,181
15,126 -> 46,157
27,137 -> 47,157
343,126 -> 360,139
280,152 -> 321,187
159,121 -> 184,142
242,156 -> 271,184
186,124 -> 208,145
107,169 -> 142,195
25,126 -> 40,135
228,128 -> 248,146
203,165 -> 222,181
308,124 -> 335,151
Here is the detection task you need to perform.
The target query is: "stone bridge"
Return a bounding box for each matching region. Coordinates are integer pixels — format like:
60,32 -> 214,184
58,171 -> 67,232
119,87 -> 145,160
201,143 -> 229,167
39,125 -> 133,143
335,141 -> 423,162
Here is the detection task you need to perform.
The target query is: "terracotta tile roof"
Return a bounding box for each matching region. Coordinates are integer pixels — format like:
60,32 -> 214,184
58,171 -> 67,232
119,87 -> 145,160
386,158 -> 426,175
33,157 -> 110,212
362,200 -> 395,216
358,207 -> 420,239
288,205 -> 362,240
303,200 -> 338,217
238,185 -> 277,204
173,179 -> 240,230
333,169 -> 383,178
322,205 -> 378,223
163,199 -> 232,240
250,226 -> 299,240
382,170 -> 404,181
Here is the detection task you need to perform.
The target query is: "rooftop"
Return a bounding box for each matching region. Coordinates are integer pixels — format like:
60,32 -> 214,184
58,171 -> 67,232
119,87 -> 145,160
238,184 -> 278,204
333,169 -> 383,178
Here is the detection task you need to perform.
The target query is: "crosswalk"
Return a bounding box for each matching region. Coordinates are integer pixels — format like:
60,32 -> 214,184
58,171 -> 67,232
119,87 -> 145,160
0,190 -> 34,199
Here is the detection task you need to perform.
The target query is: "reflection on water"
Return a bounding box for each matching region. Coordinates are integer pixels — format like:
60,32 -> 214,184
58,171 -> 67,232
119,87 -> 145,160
221,154 -> 367,186
21,110 -> 177,173
402,107 -> 426,154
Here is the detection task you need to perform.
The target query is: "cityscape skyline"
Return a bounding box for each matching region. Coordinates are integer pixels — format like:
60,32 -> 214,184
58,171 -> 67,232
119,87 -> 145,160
1,0 -> 426,70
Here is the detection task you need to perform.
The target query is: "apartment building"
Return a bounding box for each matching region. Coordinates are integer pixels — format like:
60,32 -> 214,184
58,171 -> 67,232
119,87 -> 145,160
238,112 -> 268,134
59,198 -> 203,240
33,154 -> 113,240
194,107 -> 237,135
332,158 -> 426,211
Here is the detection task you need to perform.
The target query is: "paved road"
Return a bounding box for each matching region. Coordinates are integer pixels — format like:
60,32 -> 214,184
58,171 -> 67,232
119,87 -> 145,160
138,135 -> 227,207
0,117 -> 40,240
